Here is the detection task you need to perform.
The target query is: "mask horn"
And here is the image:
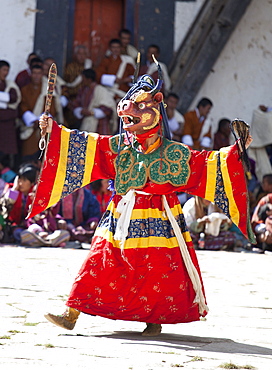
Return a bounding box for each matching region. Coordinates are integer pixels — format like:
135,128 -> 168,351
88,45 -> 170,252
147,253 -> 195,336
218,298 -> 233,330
152,54 -> 163,80
133,52 -> 141,83
149,54 -> 163,95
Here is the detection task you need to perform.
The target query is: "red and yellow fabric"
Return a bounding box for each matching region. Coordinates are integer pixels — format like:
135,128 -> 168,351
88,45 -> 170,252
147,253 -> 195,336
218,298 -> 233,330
67,193 -> 205,324
28,123 -> 116,218
28,122 -> 254,324
29,122 -> 254,242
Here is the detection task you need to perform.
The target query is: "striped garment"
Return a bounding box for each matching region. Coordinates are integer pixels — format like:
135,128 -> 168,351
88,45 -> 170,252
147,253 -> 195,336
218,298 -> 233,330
28,122 -> 254,323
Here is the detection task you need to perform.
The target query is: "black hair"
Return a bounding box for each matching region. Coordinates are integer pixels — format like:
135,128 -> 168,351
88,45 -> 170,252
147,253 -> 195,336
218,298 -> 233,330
18,164 -> 38,184
166,92 -> 179,101
30,57 -> 43,66
0,60 -> 10,69
82,68 -> 96,81
43,57 -> 55,62
258,204 -> 272,222
262,174 -> 272,184
109,38 -> 121,46
148,44 -> 160,54
197,97 -> 213,108
119,28 -> 131,36
217,118 -> 231,132
28,52 -> 37,58
30,64 -> 43,71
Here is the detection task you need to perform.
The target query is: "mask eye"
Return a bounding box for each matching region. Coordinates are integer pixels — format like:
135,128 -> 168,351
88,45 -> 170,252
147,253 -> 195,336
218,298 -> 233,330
138,103 -> 145,109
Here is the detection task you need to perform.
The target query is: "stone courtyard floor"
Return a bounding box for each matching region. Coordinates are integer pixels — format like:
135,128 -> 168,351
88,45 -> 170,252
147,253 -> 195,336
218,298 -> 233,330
0,244 -> 271,369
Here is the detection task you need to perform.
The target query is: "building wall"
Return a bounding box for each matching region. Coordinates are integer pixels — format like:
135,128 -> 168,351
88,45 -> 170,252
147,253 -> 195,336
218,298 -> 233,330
0,0 -> 37,80
188,0 -> 272,135
174,0 -> 205,51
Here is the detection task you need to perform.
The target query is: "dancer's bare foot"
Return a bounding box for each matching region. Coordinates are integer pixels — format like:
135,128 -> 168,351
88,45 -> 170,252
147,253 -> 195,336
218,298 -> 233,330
141,323 -> 162,336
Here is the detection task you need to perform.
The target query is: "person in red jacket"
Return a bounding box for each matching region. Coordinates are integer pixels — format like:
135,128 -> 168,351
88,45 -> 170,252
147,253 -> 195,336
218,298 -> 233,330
0,164 -> 38,242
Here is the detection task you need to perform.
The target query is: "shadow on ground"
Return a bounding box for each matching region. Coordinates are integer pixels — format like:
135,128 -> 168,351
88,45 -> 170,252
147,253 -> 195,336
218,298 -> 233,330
60,331 -> 272,356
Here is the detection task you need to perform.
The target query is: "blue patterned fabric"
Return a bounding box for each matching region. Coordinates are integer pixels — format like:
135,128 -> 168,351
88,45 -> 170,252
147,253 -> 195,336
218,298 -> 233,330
61,131 -> 88,198
98,208 -> 188,240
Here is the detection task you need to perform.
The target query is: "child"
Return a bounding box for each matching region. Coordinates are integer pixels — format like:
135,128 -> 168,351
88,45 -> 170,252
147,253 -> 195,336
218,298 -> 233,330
0,164 -> 38,242
254,203 -> 272,251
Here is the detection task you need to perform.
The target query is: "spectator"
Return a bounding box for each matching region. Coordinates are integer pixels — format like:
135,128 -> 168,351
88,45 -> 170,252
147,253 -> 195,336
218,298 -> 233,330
248,105 -> 272,183
73,69 -> 116,134
15,52 -> 39,89
63,45 -> 93,128
19,64 -> 62,162
21,200 -> 70,248
251,193 -> 272,252
182,97 -> 213,150
0,164 -> 38,243
91,179 -> 112,214
119,28 -> 138,61
0,60 -> 21,169
42,57 -> 66,124
63,45 -> 92,101
96,38 -> 135,101
254,174 -> 272,204
213,118 -> 231,150
164,92 -> 184,141
183,196 -> 238,251
16,56 -> 43,90
139,44 -> 171,95
55,186 -> 101,244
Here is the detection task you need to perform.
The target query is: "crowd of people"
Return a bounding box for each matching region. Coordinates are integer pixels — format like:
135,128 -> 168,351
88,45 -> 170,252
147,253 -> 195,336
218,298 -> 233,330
0,28 -> 272,253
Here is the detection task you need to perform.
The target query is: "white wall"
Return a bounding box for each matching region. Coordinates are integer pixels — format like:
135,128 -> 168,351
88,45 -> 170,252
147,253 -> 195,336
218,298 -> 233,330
174,0 -> 205,51
0,0 -> 37,81
188,0 -> 272,134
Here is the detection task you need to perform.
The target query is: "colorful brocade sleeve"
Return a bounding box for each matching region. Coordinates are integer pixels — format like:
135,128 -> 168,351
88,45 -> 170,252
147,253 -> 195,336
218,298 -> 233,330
27,122 -> 116,218
176,144 -> 255,243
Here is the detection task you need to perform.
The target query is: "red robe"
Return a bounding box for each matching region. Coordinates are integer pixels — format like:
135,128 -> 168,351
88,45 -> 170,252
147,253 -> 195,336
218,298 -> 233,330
28,122 -> 254,324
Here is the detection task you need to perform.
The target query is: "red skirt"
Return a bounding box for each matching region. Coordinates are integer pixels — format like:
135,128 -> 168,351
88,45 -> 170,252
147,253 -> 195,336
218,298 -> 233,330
66,192 -> 207,324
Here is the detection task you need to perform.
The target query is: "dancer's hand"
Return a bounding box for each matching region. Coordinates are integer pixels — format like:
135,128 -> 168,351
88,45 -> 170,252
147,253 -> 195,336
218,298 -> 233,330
39,113 -> 53,134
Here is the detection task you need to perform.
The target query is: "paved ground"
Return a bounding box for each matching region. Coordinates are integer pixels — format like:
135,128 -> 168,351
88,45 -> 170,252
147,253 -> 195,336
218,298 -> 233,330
0,244 -> 271,370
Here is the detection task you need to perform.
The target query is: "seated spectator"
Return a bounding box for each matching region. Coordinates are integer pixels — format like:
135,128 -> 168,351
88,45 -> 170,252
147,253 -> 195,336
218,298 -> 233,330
165,92 -> 184,141
183,196 -> 243,251
19,64 -> 62,162
73,69 -> 116,134
42,56 -> 67,125
21,200 -> 70,248
55,186 -> 101,244
0,164 -> 38,243
91,179 -> 112,214
119,28 -> 138,62
96,38 -> 135,101
0,154 -> 16,183
251,194 -> 272,252
63,45 -> 93,128
15,52 -> 39,89
0,60 -> 21,169
64,45 -> 92,101
213,118 -> 231,150
254,174 -> 272,204
139,44 -> 171,95
182,97 -> 213,150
